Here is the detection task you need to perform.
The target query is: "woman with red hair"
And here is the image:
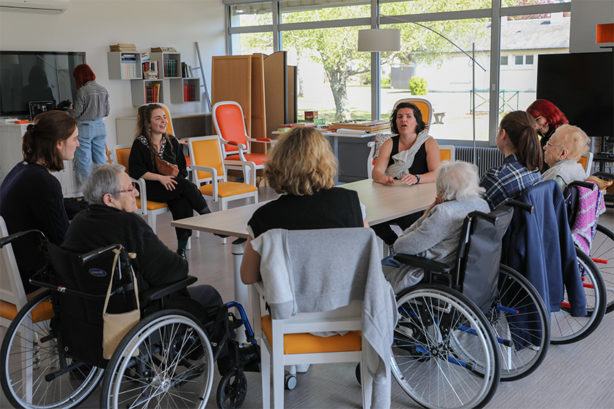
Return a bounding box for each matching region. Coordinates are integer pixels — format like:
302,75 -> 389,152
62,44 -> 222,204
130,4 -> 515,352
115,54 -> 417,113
69,63 -> 110,185
526,99 -> 569,148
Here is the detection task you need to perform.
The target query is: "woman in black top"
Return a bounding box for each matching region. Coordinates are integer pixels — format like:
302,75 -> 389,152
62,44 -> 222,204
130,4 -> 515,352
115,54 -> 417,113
0,110 -> 79,292
371,102 -> 441,244
128,104 -> 209,258
241,127 -> 368,284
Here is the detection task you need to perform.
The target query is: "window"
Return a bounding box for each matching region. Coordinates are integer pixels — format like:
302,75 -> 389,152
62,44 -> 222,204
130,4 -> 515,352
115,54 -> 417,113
380,18 -> 492,142
499,12 -> 570,115
226,0 -> 571,144
281,25 -> 371,122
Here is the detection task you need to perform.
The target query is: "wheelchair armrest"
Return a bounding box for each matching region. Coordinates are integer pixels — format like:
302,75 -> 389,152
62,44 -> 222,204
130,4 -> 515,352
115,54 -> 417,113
503,199 -> 533,213
142,275 -> 197,303
393,253 -> 452,274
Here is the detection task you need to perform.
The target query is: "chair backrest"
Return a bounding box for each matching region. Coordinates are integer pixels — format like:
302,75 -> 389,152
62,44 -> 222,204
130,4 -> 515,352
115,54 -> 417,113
454,206 -> 514,313
112,144 -> 132,170
188,136 -> 225,183
212,101 -> 249,154
578,152 -> 593,176
563,180 -> 602,254
139,103 -> 175,136
439,144 -> 455,162
0,216 -> 27,324
393,98 -> 433,128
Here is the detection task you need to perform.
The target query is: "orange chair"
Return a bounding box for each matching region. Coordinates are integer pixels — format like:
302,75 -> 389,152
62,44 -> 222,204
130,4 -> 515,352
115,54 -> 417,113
212,101 -> 270,181
111,145 -> 170,233
188,136 -> 258,210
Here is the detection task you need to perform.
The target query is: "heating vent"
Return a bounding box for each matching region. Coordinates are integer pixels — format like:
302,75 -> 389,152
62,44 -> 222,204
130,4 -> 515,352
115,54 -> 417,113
454,146 -> 504,177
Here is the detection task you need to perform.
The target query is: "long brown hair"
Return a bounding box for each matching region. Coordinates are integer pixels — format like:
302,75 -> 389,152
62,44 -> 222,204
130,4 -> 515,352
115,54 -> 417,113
135,104 -> 174,163
500,111 -> 542,171
22,110 -> 77,171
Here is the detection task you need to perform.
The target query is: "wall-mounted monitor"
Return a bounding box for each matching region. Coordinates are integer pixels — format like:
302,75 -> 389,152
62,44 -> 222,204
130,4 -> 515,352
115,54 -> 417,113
0,51 -> 86,118
537,51 -> 613,138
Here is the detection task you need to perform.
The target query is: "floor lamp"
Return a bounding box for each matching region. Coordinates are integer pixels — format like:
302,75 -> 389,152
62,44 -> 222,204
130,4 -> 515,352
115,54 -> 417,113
358,25 -> 487,165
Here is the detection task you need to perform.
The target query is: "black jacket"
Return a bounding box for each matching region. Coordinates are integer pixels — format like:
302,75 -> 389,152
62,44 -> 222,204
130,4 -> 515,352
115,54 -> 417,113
63,204 -> 187,290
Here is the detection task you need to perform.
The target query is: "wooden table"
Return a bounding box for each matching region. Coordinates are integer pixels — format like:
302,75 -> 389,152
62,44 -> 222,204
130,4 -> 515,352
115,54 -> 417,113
172,179 -> 435,317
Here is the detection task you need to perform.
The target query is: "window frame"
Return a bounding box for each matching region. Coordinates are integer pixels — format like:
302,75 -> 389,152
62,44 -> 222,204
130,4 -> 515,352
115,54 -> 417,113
224,0 -> 571,146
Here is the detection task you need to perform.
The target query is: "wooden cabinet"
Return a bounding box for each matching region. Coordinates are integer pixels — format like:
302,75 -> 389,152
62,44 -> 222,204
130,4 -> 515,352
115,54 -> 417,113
107,52 -> 142,80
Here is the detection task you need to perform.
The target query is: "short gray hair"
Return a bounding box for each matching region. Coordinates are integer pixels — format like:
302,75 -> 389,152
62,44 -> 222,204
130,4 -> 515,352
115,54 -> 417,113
82,164 -> 125,205
436,161 -> 485,201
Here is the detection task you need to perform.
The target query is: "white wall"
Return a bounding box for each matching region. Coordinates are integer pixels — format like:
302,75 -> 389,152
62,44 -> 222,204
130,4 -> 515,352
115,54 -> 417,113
0,0 -> 226,145
571,0 -> 614,53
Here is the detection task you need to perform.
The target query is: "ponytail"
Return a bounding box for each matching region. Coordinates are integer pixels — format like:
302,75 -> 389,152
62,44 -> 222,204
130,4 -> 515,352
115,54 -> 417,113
500,111 -> 543,171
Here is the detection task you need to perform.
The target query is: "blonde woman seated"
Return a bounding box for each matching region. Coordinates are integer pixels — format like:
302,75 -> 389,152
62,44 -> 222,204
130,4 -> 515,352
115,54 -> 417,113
542,124 -> 590,190
383,161 -> 490,293
241,127 -> 368,285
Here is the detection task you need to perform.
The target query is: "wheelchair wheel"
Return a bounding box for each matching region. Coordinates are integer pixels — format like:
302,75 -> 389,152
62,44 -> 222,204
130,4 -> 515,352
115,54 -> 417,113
0,290 -> 103,409
550,250 -> 606,344
590,224 -> 614,313
491,266 -> 549,381
216,370 -> 247,409
391,284 -> 500,409
101,309 -> 214,409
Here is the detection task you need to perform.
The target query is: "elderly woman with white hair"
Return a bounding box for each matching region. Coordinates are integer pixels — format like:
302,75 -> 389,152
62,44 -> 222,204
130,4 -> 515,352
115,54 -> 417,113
384,161 -> 490,293
542,124 -> 590,190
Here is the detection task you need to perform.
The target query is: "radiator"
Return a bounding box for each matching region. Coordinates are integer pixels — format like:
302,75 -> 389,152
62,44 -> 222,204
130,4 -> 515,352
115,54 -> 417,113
454,146 -> 504,177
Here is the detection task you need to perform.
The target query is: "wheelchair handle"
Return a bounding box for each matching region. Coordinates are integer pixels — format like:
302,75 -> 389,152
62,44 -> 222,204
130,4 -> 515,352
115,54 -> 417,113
468,210 -> 497,224
504,199 -> 534,213
79,243 -> 123,264
0,229 -> 46,248
568,180 -> 596,190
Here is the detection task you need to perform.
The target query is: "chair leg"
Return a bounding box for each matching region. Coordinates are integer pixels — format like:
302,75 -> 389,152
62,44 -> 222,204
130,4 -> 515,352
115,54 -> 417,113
272,331 -> 285,408
261,344 -> 271,409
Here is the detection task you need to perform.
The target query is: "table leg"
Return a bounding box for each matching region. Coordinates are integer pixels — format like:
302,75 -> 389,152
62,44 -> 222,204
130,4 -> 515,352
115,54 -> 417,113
231,238 -> 248,343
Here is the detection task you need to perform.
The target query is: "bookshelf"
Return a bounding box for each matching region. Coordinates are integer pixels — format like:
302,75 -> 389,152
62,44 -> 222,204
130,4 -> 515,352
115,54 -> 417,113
170,78 -> 200,103
130,79 -> 164,106
151,52 -> 181,79
107,52 -> 142,80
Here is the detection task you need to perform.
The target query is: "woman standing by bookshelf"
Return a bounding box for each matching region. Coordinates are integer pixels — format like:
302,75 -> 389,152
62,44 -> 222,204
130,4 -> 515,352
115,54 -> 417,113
69,63 -> 110,186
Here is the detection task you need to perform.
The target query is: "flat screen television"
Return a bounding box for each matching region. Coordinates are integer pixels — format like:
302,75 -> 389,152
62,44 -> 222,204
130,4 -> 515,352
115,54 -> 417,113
0,51 -> 86,118
537,51 -> 614,138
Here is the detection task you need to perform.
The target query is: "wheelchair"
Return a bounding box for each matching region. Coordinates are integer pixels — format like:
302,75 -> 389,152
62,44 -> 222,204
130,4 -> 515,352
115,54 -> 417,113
541,180 -> 608,345
0,230 -> 259,409
389,205 -> 549,409
565,179 -> 614,314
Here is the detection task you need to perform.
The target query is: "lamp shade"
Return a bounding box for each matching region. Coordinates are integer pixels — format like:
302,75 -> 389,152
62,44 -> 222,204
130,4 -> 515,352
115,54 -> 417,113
357,29 -> 401,52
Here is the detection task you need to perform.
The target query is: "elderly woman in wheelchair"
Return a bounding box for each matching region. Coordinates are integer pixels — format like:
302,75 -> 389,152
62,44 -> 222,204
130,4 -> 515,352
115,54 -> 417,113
382,161 -> 551,409
0,164 -> 259,409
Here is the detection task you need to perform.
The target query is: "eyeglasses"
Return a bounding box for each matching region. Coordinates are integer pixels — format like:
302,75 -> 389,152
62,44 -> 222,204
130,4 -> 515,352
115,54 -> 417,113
118,182 -> 137,194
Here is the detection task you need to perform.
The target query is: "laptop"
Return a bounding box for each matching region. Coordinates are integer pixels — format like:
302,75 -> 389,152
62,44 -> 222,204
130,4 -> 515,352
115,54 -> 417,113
28,101 -> 56,121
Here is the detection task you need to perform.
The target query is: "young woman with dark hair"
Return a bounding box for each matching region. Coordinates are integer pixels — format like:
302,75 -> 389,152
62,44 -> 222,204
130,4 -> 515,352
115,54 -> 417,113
370,101 -> 441,245
69,63 -> 110,185
480,110 -> 543,208
0,110 -> 79,292
526,99 -> 569,148
128,104 -> 210,259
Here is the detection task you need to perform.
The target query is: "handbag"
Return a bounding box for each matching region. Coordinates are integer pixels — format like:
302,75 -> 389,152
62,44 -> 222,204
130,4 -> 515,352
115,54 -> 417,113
102,248 -> 140,360
155,155 -> 179,177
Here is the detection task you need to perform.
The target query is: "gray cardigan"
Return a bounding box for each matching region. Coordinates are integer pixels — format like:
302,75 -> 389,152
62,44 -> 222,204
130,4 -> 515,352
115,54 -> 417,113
386,197 -> 490,292
251,227 -> 397,409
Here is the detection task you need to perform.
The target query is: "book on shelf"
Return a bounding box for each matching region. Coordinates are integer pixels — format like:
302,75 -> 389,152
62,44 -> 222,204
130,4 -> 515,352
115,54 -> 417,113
151,47 -> 177,52
110,43 -> 137,52
145,83 -> 161,103
164,59 -> 177,77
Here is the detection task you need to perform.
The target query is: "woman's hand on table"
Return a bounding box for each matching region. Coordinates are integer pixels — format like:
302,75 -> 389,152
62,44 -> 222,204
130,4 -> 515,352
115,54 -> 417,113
159,175 -> 178,191
399,173 -> 419,185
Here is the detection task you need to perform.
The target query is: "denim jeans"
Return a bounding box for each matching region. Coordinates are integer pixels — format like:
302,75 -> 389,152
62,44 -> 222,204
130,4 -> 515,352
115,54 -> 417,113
75,119 -> 107,186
